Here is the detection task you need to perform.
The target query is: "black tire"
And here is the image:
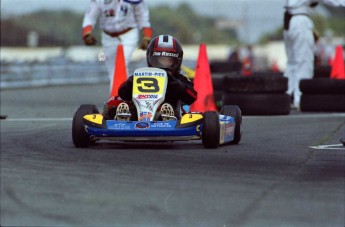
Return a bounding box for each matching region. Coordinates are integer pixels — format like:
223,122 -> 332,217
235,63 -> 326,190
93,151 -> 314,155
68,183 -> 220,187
223,74 -> 288,93
210,61 -> 242,73
212,77 -> 225,91
251,71 -> 283,77
223,93 -> 290,115
79,104 -> 100,113
220,105 -> 242,144
202,111 -> 220,148
72,104 -> 99,148
300,94 -> 345,112
314,66 -> 331,79
300,78 -> 345,94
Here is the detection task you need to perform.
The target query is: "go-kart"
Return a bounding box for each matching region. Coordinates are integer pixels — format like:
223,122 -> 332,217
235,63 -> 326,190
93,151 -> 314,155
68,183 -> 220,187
72,67 -> 242,148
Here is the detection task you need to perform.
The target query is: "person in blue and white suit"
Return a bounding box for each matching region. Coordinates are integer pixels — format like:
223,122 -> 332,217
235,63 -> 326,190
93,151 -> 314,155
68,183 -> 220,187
82,0 -> 153,91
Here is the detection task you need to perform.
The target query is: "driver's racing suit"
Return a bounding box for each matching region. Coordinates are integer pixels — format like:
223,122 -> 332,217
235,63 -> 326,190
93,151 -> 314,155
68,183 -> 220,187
103,72 -> 197,120
119,73 -> 197,105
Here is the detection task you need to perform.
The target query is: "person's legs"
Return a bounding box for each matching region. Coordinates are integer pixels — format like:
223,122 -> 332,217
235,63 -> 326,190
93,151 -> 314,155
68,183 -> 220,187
284,30 -> 296,99
119,28 -> 139,71
101,32 -> 122,91
291,17 -> 314,107
286,16 -> 314,108
102,29 -> 139,92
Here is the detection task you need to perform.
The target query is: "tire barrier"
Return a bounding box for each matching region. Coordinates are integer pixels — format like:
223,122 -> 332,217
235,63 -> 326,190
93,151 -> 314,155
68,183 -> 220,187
223,74 -> 287,93
300,78 -> 345,112
313,66 -> 331,79
300,94 -> 345,112
210,60 -> 241,73
223,93 -> 290,115
212,76 -> 225,91
300,78 -> 345,94
212,77 -> 225,110
222,73 -> 290,115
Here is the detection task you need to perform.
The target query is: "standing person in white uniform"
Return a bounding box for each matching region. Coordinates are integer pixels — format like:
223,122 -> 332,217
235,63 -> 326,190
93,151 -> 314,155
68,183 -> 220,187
283,0 -> 344,108
82,0 -> 153,91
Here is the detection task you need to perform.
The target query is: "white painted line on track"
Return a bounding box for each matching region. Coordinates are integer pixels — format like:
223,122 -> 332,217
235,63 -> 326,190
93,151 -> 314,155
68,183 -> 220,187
309,144 -> 345,150
245,113 -> 345,119
3,118 -> 72,122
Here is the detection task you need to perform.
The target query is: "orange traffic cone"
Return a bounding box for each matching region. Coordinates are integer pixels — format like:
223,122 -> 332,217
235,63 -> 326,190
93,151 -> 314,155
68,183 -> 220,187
189,44 -> 217,112
110,44 -> 128,98
330,45 -> 345,80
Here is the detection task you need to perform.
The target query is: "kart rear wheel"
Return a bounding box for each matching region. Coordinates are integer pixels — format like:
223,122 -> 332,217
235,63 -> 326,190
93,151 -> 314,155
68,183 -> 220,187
72,104 -> 99,148
79,104 -> 99,113
220,105 -> 242,144
202,111 -> 220,148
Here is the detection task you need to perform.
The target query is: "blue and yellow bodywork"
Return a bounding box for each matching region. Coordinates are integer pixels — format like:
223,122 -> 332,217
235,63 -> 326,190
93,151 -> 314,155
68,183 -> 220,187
82,112 -> 235,143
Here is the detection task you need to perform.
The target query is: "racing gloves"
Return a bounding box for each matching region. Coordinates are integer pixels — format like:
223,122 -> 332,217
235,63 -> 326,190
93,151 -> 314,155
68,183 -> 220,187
170,79 -> 186,94
167,72 -> 189,98
82,25 -> 97,46
167,72 -> 198,105
139,27 -> 153,50
83,34 -> 97,46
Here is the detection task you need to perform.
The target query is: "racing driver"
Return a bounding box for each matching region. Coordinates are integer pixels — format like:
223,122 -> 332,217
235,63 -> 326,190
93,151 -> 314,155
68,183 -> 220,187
103,34 -> 198,121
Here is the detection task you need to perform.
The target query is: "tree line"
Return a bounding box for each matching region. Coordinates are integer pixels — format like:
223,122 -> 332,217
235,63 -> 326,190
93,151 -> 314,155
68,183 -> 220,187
1,3 -> 343,47
1,4 -> 238,47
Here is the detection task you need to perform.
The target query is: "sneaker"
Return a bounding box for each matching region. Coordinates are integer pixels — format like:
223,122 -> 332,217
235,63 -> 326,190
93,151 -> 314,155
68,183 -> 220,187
115,102 -> 131,121
160,103 -> 176,121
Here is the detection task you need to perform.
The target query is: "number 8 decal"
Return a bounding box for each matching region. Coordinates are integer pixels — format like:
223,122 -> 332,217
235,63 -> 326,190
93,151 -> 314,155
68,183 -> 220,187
137,77 -> 159,93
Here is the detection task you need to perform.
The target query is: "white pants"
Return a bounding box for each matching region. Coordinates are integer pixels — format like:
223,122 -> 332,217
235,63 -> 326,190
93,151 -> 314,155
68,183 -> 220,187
284,15 -> 314,107
101,28 -> 139,91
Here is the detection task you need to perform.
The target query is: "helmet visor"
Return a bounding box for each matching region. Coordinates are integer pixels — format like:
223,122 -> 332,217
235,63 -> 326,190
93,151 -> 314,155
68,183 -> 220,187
148,56 -> 180,71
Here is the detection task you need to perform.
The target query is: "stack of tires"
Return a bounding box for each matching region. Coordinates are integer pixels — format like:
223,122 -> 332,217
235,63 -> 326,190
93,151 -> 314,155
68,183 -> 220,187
300,78 -> 345,112
314,66 -> 332,78
210,60 -> 241,74
221,72 -> 291,115
212,76 -> 226,110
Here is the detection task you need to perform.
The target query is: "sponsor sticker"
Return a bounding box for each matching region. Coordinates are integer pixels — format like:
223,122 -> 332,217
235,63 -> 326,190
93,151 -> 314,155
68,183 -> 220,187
108,123 -> 130,130
138,112 -> 153,121
226,125 -> 234,134
152,52 -> 179,58
150,122 -> 172,128
219,115 -> 233,121
135,122 -> 150,129
137,94 -> 158,99
134,72 -> 165,77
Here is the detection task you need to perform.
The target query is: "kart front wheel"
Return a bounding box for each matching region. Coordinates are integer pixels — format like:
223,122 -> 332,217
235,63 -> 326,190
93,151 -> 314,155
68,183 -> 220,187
72,104 -> 99,148
202,111 -> 220,148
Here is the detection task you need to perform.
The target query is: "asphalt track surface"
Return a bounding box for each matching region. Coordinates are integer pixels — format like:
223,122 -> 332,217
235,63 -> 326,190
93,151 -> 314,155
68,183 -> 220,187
1,84 -> 345,226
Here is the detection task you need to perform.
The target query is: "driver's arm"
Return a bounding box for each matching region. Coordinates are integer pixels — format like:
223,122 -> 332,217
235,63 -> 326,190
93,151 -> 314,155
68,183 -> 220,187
171,75 -> 197,105
118,76 -> 134,101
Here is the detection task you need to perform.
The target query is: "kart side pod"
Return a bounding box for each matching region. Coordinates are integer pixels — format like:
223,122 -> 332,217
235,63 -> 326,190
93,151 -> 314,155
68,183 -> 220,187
202,105 -> 242,149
